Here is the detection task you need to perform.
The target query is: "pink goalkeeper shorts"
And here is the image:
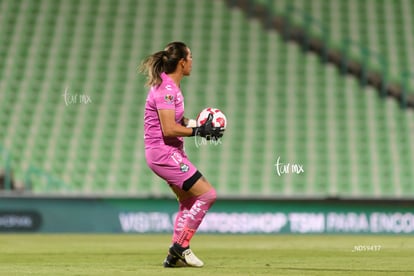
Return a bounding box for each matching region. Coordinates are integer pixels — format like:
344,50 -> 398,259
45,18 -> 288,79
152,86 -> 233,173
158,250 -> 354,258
145,146 -> 199,191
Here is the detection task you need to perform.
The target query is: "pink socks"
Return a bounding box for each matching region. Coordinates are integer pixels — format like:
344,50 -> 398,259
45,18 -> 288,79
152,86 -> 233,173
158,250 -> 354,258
172,196 -> 196,243
173,188 -> 217,248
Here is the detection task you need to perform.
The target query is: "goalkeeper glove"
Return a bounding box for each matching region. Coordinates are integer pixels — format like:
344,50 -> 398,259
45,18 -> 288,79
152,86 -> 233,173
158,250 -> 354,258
191,113 -> 224,140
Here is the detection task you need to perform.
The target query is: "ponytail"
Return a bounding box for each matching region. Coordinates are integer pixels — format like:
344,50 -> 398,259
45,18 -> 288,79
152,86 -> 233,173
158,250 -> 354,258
139,51 -> 168,87
139,42 -> 189,87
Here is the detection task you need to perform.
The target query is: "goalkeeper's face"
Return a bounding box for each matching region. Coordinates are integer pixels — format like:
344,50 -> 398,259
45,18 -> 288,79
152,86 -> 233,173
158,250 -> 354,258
182,48 -> 193,76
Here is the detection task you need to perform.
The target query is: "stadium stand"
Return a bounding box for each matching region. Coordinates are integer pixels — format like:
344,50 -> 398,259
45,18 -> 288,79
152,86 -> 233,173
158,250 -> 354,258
0,0 -> 413,198
254,0 -> 414,101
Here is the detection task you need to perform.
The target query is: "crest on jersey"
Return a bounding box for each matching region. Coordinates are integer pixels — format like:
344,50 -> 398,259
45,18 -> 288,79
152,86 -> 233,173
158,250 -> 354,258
164,94 -> 174,104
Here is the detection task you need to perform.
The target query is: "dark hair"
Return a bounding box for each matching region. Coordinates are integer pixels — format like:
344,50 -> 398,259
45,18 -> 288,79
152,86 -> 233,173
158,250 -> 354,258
139,41 -> 189,87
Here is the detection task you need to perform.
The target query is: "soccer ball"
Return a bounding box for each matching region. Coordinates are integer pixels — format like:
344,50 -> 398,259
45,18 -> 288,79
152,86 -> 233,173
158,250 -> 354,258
196,107 -> 227,129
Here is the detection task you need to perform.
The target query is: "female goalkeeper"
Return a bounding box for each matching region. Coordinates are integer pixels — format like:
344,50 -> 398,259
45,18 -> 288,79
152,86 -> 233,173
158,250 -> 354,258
139,41 -> 223,268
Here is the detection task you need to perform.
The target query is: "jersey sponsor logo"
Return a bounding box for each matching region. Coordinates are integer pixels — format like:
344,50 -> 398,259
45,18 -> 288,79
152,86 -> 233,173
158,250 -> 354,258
164,94 -> 174,104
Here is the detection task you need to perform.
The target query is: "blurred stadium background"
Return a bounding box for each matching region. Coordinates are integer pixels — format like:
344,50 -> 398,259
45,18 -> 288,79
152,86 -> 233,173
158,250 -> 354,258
0,0 -> 414,233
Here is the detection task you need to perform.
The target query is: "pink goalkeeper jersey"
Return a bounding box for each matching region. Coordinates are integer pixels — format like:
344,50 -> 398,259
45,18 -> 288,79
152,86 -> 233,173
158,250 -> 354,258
144,72 -> 185,149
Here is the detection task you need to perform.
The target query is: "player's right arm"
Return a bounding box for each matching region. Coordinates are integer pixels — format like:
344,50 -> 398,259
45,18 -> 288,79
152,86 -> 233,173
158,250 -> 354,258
158,110 -> 223,139
158,109 -> 194,137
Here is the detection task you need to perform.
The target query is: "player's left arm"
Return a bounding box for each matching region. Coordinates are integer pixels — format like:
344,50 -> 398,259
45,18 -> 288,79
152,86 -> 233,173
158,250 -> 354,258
181,117 -> 189,126
181,117 -> 197,127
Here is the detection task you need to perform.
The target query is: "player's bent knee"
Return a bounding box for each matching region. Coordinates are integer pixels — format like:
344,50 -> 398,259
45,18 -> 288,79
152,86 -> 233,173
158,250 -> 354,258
200,187 -> 217,206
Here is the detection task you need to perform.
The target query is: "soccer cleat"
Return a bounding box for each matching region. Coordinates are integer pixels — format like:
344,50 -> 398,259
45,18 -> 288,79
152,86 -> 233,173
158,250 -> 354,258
182,248 -> 204,267
169,244 -> 204,268
163,254 -> 188,268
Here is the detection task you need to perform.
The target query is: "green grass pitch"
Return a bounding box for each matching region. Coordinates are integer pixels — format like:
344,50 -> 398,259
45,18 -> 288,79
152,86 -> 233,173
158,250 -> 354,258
1,234 -> 413,275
